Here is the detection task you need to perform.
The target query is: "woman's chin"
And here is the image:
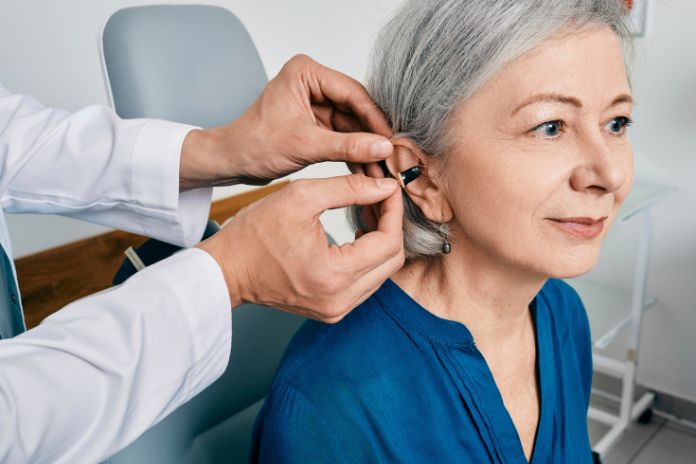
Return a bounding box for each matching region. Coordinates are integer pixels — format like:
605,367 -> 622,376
544,254 -> 600,280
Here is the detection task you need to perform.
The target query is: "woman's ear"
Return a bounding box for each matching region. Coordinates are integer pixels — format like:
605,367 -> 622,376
384,138 -> 453,223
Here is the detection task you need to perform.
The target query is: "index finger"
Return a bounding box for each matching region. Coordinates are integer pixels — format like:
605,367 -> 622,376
301,174 -> 399,215
333,188 -> 404,277
308,61 -> 393,138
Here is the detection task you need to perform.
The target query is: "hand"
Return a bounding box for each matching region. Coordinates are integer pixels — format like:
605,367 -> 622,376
197,174 -> 405,323
180,55 -> 394,190
349,160 -> 390,237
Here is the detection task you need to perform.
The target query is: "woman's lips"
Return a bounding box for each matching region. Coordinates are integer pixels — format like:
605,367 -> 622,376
547,217 -> 608,239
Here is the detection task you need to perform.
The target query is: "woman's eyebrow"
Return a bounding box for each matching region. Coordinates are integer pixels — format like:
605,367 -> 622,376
512,93 -> 581,115
607,94 -> 634,108
511,93 -> 633,116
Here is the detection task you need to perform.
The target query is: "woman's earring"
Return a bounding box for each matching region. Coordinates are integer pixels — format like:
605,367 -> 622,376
440,222 -> 451,255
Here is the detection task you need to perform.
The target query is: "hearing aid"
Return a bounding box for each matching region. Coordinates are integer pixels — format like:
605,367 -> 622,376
399,166 -> 422,187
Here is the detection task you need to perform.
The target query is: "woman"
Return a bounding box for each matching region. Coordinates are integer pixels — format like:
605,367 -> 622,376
251,0 -> 634,462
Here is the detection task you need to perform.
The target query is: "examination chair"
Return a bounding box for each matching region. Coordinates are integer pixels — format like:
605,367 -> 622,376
100,6 -> 305,462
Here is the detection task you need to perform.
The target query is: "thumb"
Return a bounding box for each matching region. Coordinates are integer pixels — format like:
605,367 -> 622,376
303,126 -> 394,164
295,174 -> 399,215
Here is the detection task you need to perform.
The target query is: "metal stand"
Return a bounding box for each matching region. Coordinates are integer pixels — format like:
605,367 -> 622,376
588,209 -> 655,460
568,180 -> 674,462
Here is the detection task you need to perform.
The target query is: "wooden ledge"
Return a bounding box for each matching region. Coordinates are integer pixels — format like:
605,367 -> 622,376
15,181 -> 288,329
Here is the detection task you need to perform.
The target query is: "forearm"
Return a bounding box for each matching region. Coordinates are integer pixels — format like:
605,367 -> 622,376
0,249 -> 231,463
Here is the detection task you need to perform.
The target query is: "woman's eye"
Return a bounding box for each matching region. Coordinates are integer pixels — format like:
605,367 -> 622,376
531,120 -> 563,139
606,116 -> 633,135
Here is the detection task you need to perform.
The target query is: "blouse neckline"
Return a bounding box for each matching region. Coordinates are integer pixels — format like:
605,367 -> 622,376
374,278 -> 557,463
374,279 -> 476,345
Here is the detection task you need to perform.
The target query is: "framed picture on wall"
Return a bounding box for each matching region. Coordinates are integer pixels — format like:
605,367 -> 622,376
625,0 -> 650,37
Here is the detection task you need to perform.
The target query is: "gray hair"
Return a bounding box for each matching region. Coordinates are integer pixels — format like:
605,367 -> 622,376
350,0 -> 633,259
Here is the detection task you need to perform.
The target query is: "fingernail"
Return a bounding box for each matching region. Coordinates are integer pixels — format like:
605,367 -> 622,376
371,139 -> 393,159
376,178 -> 398,190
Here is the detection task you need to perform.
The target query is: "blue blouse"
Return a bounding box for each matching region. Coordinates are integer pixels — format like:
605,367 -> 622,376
251,279 -> 593,463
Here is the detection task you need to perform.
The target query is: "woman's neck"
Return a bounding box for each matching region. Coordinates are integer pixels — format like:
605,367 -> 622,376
391,242 -> 547,352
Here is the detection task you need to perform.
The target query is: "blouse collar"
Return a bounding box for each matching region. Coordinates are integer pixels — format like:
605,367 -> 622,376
374,279 -> 476,346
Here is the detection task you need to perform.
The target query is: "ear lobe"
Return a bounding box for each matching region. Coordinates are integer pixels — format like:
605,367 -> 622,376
384,138 -> 454,223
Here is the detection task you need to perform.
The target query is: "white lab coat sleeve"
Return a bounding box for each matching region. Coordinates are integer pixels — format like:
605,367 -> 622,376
0,247 -> 232,464
0,83 -> 211,247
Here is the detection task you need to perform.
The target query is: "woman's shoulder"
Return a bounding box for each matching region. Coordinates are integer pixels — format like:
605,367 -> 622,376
269,287 -> 403,390
252,292 -> 401,463
253,283 -> 438,462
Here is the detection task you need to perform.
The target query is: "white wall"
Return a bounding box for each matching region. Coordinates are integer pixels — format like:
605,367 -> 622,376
0,0 -> 401,256
1,0 -> 695,402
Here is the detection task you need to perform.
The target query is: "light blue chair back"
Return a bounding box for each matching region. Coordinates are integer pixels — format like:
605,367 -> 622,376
100,5 -> 304,463
101,4 -> 266,128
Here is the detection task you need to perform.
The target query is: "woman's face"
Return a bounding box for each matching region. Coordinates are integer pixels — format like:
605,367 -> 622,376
440,26 -> 633,278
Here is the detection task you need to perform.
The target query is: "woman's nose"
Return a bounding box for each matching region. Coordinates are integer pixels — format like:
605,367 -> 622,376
569,134 -> 628,194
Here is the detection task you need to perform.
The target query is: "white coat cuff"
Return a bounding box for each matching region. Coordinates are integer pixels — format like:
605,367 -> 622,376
131,120 -> 213,247
146,247 -> 232,393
